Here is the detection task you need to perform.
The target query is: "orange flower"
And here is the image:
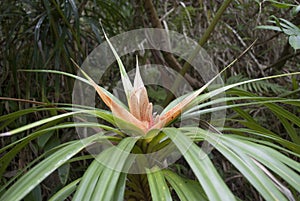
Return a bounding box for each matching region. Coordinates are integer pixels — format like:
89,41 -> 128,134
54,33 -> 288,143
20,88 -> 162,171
77,32 -> 207,135
78,59 -> 205,135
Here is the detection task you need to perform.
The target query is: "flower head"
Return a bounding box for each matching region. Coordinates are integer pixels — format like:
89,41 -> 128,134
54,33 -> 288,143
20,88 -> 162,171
77,32 -> 207,135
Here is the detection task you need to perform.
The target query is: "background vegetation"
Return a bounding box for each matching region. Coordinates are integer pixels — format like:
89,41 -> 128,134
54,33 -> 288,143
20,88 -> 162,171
0,0 -> 299,200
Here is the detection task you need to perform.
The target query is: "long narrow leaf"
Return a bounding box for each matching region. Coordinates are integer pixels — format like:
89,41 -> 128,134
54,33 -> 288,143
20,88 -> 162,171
74,137 -> 138,201
163,169 -> 207,201
90,137 -> 138,201
163,128 -> 236,201
147,166 -> 172,201
101,28 -> 133,100
48,178 -> 81,201
0,134 -> 104,201
189,128 -> 297,200
191,72 -> 300,108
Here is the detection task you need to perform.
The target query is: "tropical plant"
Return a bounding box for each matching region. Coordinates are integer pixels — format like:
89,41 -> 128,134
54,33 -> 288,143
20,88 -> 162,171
1,31 -> 300,201
257,16 -> 300,50
256,0 -> 300,50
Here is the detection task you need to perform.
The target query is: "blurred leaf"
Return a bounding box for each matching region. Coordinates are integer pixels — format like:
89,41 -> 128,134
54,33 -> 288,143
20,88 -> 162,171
227,89 -> 300,145
24,185 -> 42,201
147,167 -> 172,201
37,130 -> 55,148
266,0 -> 297,8
225,74 -> 288,94
71,158 -> 105,201
49,178 -> 81,201
257,16 -> 300,50
58,163 -> 70,185
293,5 -> 300,14
289,35 -> 300,50
256,25 -> 282,31
163,169 -> 208,201
148,86 -> 167,102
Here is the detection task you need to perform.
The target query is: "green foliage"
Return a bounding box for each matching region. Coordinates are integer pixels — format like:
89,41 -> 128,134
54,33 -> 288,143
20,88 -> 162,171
1,0 -> 300,201
0,0 -> 133,102
257,16 -> 300,50
265,0 -> 298,9
226,74 -> 288,94
1,54 -> 300,201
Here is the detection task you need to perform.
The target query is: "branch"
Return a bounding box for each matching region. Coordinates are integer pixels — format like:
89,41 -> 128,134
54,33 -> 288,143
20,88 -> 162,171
166,0 -> 233,105
180,0 -> 233,77
144,0 -> 202,88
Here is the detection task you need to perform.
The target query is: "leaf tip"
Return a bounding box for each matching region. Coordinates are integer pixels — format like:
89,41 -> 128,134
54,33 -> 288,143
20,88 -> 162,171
70,58 -> 80,69
0,132 -> 11,137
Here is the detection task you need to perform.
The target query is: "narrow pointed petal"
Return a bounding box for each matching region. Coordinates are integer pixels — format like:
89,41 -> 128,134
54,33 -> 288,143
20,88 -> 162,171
72,59 -> 113,108
150,118 -> 166,131
102,29 -> 133,100
111,101 -> 147,133
158,65 -> 225,126
133,57 -> 144,89
159,90 -> 199,124
129,91 -> 141,120
139,88 -> 151,121
145,103 -> 153,123
92,83 -> 113,108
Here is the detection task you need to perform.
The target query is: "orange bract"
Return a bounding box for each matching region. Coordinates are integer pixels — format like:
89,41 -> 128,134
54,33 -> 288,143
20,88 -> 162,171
76,31 -> 203,135
90,64 -> 199,135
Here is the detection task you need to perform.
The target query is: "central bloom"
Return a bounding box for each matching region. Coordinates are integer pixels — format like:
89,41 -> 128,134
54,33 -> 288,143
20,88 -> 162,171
77,31 -> 207,135
110,64 -> 160,134
83,60 -> 201,135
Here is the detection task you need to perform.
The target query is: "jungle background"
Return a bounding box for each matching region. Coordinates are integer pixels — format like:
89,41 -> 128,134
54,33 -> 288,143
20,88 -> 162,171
0,0 -> 299,200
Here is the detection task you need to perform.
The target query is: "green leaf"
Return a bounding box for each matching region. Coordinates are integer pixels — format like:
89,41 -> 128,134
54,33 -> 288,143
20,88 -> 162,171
21,69 -> 128,109
0,108 -> 120,137
266,0 -> 297,8
90,137 -> 138,201
256,25 -> 282,32
147,167 -> 172,201
111,172 -> 127,201
226,89 -> 300,145
58,163 -> 70,185
223,127 -> 300,154
277,115 -> 300,144
0,134 -> 104,201
37,130 -> 55,148
73,137 -> 138,201
0,122 -> 116,179
225,137 -> 299,199
279,18 -> 300,34
24,185 -> 42,201
72,158 -> 105,201
164,128 -> 236,201
0,111 -> 81,136
293,5 -> 300,14
163,169 -> 208,201
233,107 -> 276,135
48,179 -> 81,201
187,72 -> 300,117
217,140 -> 289,201
289,35 -> 300,50
190,128 -> 299,200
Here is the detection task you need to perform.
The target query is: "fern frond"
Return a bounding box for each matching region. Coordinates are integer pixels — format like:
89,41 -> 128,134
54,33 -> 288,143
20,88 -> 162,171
226,74 -> 289,94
